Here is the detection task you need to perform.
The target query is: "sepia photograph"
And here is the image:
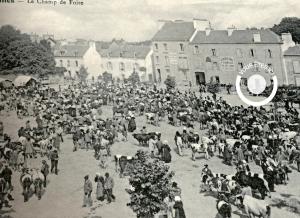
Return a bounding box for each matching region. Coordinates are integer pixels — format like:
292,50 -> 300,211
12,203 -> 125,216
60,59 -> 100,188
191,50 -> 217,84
0,0 -> 300,217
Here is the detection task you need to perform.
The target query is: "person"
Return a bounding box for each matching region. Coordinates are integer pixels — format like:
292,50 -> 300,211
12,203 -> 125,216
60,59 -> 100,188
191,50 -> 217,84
104,172 -> 115,203
235,144 -> 245,163
83,175 -> 93,207
24,135 -> 34,159
161,141 -> 172,163
95,174 -> 104,201
1,164 -> 14,201
148,135 -> 156,157
173,196 -> 186,218
57,125 -> 63,142
53,133 -> 61,152
50,149 -> 59,175
41,160 -> 49,187
174,131 -> 183,156
128,117 -> 136,132
156,137 -> 163,156
201,164 -> 212,177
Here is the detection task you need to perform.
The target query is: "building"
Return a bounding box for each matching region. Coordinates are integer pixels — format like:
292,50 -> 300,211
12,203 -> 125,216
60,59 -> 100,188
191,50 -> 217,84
53,40 -> 154,82
97,42 -> 153,82
284,45 -> 300,86
53,44 -> 89,78
152,19 -> 291,86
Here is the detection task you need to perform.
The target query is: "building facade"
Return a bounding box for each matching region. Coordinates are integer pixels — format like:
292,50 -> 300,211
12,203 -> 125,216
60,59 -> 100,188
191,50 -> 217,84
53,40 -> 153,82
152,19 -> 291,86
284,45 -> 300,86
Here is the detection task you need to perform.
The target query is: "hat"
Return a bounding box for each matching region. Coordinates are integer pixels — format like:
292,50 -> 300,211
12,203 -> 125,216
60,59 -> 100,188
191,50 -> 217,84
95,173 -> 100,177
174,196 -> 181,202
84,175 -> 89,179
204,164 -> 208,167
163,140 -> 168,144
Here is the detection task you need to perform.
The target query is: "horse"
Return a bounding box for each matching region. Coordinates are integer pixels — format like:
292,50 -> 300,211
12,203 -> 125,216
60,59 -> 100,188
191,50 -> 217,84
20,172 -> 32,202
31,169 -> 45,200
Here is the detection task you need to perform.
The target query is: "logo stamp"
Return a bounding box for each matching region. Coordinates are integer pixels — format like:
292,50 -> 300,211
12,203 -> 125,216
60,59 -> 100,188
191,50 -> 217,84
235,61 -> 278,107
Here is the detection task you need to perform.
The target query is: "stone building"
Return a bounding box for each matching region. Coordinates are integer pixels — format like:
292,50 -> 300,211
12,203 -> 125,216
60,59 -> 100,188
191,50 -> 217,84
152,19 -> 292,86
284,45 -> 300,86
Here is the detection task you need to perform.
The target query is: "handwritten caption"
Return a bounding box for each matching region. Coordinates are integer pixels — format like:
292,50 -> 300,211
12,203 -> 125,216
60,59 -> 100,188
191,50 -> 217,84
0,0 -> 84,6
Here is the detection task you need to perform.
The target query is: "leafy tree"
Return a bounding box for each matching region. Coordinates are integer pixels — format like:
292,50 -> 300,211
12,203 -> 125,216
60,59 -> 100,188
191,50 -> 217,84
128,71 -> 140,84
271,17 -> 300,43
102,71 -> 112,83
76,65 -> 88,81
127,150 -> 174,218
0,25 -> 56,75
164,75 -> 176,89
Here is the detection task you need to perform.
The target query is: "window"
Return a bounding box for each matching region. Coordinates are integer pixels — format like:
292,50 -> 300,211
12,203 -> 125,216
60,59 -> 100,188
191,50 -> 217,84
238,62 -> 244,70
74,51 -> 78,56
75,60 -> 78,67
267,49 -> 272,58
293,61 -> 300,73
206,57 -> 211,62
133,63 -> 139,70
119,62 -> 125,71
250,49 -> 255,57
60,50 -> 65,56
212,62 -> 218,70
165,56 -> 170,66
267,63 -> 273,73
59,60 -> 63,67
178,57 -> 188,69
194,45 -> 199,54
220,57 -> 234,71
211,49 -> 216,56
67,60 -> 70,67
179,43 -> 184,52
166,69 -> 170,75
154,43 -> 158,50
163,43 -> 168,51
157,69 -> 162,82
236,48 -> 242,57
107,62 -> 113,70
156,56 -> 159,64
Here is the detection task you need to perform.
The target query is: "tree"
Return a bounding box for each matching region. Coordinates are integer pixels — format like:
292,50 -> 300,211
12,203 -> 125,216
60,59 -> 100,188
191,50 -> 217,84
127,150 -> 174,218
271,17 -> 300,43
102,71 -> 112,83
76,65 -> 88,81
0,25 -> 56,75
164,75 -> 176,89
128,71 -> 140,84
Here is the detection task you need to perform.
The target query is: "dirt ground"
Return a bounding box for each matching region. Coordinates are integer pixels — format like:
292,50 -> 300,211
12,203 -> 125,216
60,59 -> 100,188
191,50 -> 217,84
1,93 -> 300,218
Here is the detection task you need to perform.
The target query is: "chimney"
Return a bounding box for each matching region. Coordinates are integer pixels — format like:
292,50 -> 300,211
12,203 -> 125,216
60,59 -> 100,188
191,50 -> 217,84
193,18 -> 211,31
89,41 -> 96,49
253,33 -> 261,42
227,26 -> 236,36
281,32 -> 295,52
205,27 -> 211,36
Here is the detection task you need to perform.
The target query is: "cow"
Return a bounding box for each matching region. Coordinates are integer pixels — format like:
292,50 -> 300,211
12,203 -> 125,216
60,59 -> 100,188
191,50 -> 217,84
216,199 -> 232,218
236,195 -> 271,218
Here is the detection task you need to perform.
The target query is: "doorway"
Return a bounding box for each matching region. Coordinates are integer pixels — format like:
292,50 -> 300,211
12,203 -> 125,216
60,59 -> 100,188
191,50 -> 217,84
195,72 -> 206,85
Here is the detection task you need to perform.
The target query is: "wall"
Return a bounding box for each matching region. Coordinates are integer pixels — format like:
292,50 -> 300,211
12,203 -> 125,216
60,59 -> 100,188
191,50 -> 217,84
55,57 -> 84,77
152,40 -> 191,85
83,45 -> 102,79
188,43 -> 286,86
284,55 -> 300,86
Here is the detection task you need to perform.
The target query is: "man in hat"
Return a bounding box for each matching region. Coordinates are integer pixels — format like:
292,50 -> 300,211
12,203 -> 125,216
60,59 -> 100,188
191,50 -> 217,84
173,196 -> 186,218
1,164 -> 14,201
50,148 -> 59,175
83,175 -> 93,207
41,160 -> 49,187
104,172 -> 115,203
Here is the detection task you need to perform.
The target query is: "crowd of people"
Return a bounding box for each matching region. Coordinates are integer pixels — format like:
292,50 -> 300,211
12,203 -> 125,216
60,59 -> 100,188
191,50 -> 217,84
0,79 -> 299,218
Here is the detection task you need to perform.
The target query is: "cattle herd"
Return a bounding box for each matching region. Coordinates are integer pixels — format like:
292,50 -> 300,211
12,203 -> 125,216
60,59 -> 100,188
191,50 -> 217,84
0,80 -> 299,218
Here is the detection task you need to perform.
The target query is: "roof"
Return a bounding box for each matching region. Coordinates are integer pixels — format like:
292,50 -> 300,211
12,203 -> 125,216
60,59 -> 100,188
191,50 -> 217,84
191,29 -> 282,44
98,43 -> 151,59
284,45 -> 300,56
53,44 -> 89,57
13,76 -> 36,87
152,21 -> 195,41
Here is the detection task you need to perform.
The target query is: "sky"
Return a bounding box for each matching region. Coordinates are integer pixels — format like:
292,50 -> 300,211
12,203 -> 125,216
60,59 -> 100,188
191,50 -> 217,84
0,0 -> 299,41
